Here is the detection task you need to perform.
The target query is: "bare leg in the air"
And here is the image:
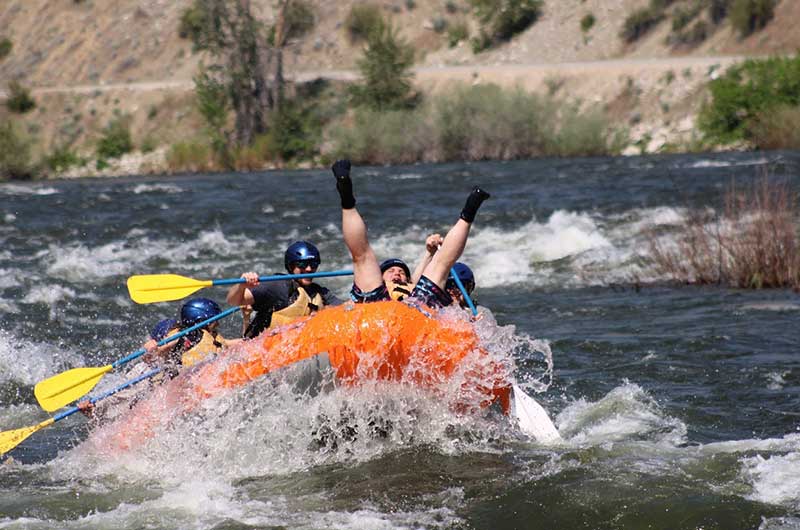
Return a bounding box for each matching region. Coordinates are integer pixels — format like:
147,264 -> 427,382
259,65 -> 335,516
331,159 -> 384,295
421,187 -> 490,289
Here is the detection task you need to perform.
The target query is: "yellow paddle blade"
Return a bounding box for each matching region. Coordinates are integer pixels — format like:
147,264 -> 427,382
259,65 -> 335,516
0,418 -> 55,456
127,274 -> 213,304
34,365 -> 112,412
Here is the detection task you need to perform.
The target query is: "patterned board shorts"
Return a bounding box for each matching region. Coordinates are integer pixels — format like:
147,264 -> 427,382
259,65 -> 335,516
409,275 -> 453,309
350,275 -> 452,310
350,282 -> 391,303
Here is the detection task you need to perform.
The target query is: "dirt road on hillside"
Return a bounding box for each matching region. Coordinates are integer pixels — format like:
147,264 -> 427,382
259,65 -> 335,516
2,56 -> 744,98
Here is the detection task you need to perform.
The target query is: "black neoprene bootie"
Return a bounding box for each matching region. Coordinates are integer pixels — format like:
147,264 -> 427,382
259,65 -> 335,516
460,187 -> 490,223
331,159 -> 355,209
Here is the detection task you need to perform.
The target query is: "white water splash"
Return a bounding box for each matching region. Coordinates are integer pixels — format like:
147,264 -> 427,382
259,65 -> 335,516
0,330 -> 84,388
742,452 -> 800,509
555,382 -> 687,448
130,183 -> 184,195
41,228 -> 261,282
22,285 -> 77,320
389,172 -> 424,180
686,157 -> 769,169
0,184 -> 59,196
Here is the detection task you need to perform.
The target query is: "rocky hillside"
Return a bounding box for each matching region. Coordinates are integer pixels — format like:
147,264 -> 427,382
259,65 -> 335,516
1,0 -> 798,175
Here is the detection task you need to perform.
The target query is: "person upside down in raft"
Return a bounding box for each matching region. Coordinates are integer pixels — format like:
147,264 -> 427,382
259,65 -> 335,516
331,158 -> 490,308
226,240 -> 343,339
378,232 -> 444,301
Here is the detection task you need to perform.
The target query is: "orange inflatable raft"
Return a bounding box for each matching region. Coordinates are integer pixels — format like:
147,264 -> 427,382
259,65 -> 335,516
95,301 -> 513,450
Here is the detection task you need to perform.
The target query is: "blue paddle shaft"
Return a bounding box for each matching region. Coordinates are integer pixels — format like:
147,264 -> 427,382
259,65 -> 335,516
450,268 -> 478,316
210,269 -> 353,287
111,306 -> 241,369
53,368 -> 161,422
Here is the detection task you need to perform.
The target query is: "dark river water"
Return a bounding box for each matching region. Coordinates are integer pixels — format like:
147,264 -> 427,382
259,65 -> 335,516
1,151 -> 799,529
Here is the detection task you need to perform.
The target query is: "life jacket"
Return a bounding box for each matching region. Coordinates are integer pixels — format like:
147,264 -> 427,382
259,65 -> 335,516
268,285 -> 325,328
181,329 -> 227,367
385,280 -> 414,302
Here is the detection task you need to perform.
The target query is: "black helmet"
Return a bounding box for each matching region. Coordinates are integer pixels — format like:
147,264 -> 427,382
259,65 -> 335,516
284,241 -> 321,271
180,298 -> 222,328
446,262 -> 475,294
379,258 -> 411,279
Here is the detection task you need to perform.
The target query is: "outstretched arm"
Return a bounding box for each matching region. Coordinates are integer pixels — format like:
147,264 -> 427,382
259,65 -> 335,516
411,233 -> 443,284
420,187 -> 490,289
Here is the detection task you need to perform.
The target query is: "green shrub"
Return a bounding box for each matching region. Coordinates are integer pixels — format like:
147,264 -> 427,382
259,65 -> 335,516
284,0 -> 316,39
178,4 -> 206,42
708,0 -> 731,24
140,136 -> 158,153
548,104 -> 627,157
268,0 -> 316,44
267,102 -> 320,161
445,0 -> 459,14
44,146 -> 86,173
649,0 -> 676,10
166,140 -> 215,172
332,107 -> 430,164
328,83 -> 625,163
435,84 -> 551,160
0,37 -> 12,60
699,55 -> 800,144
0,121 -> 35,180
468,0 -> 543,48
345,4 -> 384,43
729,0 -> 776,37
620,7 -> 664,42
447,20 -> 470,47
96,117 -> 133,159
350,22 -> 416,110
232,134 -> 271,170
5,81 -> 36,114
670,20 -> 708,47
178,1 -> 225,52
580,13 -> 595,32
194,67 -> 231,165
671,5 -> 698,31
470,31 -> 493,53
746,105 -> 800,150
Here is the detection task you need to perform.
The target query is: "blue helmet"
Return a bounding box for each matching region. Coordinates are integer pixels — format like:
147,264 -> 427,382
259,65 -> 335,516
284,240 -> 321,271
446,262 -> 475,294
150,318 -> 178,341
180,298 -> 222,328
380,258 -> 410,279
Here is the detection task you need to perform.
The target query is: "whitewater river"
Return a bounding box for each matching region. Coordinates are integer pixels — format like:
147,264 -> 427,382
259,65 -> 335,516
1,152 -> 799,529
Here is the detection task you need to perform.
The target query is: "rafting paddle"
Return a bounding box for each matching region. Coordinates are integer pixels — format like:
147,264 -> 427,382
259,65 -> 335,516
449,267 -> 478,316
127,270 -> 354,304
448,268 -> 561,444
1,367 -> 161,457
34,306 -> 241,412
511,383 -> 563,445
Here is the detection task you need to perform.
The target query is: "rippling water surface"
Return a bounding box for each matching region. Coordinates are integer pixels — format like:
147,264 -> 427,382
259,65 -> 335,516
1,152 -> 800,529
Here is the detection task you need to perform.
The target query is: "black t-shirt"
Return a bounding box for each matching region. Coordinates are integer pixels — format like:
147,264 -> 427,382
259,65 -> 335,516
244,278 -> 342,338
